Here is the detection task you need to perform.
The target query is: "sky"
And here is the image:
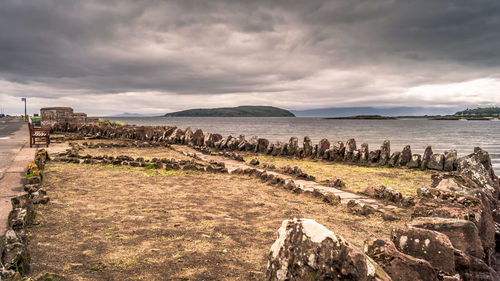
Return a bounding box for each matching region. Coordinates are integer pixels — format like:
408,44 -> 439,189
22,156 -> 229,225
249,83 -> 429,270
1,0 -> 500,115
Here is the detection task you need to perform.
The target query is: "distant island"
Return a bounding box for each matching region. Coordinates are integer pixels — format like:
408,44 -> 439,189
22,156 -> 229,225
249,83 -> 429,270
455,107 -> 500,117
163,106 -> 295,117
324,115 -> 396,120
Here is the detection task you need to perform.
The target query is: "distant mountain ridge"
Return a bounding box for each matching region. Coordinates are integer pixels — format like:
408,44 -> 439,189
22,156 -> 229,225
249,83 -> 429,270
163,106 -> 295,117
110,112 -> 150,117
292,106 -> 464,117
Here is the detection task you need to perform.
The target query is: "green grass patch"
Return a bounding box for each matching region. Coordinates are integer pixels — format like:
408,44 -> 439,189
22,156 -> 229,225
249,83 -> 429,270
242,153 -> 435,196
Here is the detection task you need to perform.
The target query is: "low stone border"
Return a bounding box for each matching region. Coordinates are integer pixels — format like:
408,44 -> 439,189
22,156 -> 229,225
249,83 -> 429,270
0,150 -> 53,281
49,123 -> 463,173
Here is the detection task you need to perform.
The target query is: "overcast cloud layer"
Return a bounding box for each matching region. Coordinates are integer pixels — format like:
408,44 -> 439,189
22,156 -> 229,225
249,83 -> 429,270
1,0 -> 500,115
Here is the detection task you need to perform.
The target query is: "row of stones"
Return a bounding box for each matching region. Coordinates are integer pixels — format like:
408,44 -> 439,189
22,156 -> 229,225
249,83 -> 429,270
52,123 -> 458,172
0,150 -> 56,281
54,150 -> 228,173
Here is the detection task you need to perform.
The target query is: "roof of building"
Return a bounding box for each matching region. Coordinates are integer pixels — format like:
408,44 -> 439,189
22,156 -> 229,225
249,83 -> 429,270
40,107 -> 73,111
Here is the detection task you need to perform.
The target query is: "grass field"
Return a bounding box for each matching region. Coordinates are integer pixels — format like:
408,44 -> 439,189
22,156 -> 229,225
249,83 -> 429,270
27,157 -> 407,280
241,153 -> 437,196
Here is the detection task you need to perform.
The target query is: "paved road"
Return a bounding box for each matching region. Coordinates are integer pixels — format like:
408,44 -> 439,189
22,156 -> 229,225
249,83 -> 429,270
0,117 -> 27,178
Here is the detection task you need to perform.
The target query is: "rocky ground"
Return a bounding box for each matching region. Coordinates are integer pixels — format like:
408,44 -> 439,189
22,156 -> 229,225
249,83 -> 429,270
25,140 -> 410,281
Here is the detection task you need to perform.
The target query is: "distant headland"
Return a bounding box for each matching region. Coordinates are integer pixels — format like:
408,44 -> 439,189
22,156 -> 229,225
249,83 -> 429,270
324,115 -> 396,120
163,106 -> 295,117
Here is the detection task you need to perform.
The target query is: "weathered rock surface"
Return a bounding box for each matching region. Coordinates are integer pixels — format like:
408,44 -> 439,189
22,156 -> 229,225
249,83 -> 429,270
330,141 -> 345,162
379,140 -> 391,166
344,138 -> 357,162
391,226 -> 455,274
421,146 -> 433,170
409,217 -> 484,259
364,238 -> 438,281
266,219 -> 390,281
454,248 -> 499,281
368,149 -> 381,163
388,152 -> 401,167
407,154 -> 422,169
397,145 -> 412,167
428,154 -> 445,171
303,137 -> 313,157
317,138 -> 330,158
360,143 -> 369,163
444,149 -> 458,172
288,137 -> 298,156
256,138 -> 270,153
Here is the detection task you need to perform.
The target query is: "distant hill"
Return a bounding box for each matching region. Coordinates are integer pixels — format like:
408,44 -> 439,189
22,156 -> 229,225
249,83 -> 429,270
110,112 -> 150,117
292,107 -> 463,117
455,107 -> 500,116
163,106 -> 295,117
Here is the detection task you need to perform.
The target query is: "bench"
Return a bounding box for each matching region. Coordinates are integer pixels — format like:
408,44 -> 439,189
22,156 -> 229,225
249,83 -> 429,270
28,120 -> 50,148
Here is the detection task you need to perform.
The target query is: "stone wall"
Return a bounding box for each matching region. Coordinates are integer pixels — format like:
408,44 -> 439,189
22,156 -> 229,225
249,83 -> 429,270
46,122 -> 478,174
0,150 -> 55,281
40,107 -> 98,126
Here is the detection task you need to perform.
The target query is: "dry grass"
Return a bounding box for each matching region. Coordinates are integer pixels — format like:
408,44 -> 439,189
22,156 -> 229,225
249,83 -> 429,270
241,153 -> 437,196
28,161 -> 407,281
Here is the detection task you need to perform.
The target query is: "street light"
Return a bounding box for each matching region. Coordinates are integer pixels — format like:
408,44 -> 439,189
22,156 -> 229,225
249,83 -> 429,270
21,97 -> 26,121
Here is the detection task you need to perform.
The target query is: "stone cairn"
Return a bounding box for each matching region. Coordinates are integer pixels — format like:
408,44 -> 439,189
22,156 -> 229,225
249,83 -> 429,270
47,122 -> 500,280
0,150 -> 65,281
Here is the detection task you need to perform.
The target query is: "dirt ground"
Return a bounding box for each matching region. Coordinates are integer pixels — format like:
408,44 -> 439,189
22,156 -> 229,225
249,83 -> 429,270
27,151 -> 408,280
241,153 -> 436,196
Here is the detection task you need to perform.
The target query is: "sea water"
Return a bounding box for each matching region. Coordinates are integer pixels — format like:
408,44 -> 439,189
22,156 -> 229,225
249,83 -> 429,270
106,117 -> 500,175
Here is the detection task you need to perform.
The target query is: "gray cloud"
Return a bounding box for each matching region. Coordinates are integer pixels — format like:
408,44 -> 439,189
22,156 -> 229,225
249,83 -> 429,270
1,0 -> 500,114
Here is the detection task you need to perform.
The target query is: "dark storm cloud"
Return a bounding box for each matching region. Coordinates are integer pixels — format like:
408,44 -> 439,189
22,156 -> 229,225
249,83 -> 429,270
1,0 -> 499,114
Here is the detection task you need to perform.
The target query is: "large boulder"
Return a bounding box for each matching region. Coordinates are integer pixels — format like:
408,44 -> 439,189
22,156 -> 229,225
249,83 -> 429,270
191,129 -> 204,146
344,139 -> 357,162
421,146 -> 433,170
369,149 -> 381,163
303,137 -> 313,157
456,148 -> 499,195
444,150 -> 458,171
203,133 -> 222,147
379,140 -> 391,166
409,217 -> 484,259
454,248 -> 499,281
317,138 -> 330,158
360,143 -> 369,163
428,154 -> 445,171
330,141 -> 345,162
407,154 -> 422,169
168,128 -> 184,143
397,145 -> 412,167
364,238 -> 438,281
288,137 -> 299,156
391,226 -> 455,274
388,152 -> 400,167
256,138 -> 270,153
266,219 -> 390,281
183,127 -> 193,144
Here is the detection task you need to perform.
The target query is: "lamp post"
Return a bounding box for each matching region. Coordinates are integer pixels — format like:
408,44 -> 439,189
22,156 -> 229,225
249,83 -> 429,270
21,98 -> 26,121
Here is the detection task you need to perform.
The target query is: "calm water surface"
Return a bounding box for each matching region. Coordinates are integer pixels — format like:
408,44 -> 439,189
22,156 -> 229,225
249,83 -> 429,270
106,117 -> 500,175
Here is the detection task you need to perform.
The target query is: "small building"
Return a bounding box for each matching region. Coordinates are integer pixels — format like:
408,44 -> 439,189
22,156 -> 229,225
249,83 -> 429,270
40,107 -> 99,126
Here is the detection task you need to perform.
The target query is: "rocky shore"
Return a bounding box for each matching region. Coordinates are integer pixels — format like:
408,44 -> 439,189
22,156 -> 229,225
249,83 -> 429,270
3,120 -> 499,280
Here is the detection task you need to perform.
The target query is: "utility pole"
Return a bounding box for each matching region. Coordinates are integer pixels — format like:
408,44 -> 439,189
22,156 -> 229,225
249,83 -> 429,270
21,97 -> 26,121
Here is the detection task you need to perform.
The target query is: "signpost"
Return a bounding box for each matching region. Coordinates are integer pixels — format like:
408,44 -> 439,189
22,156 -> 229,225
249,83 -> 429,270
21,98 -> 26,121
